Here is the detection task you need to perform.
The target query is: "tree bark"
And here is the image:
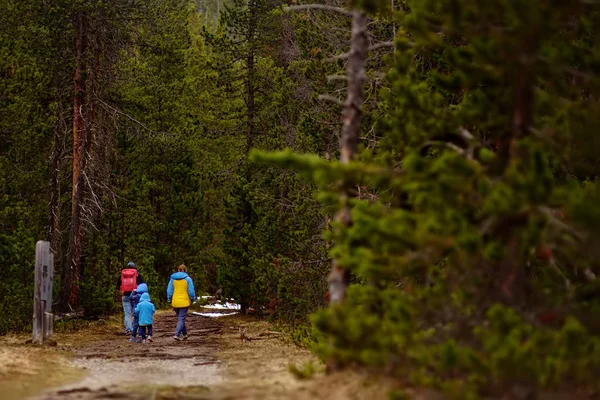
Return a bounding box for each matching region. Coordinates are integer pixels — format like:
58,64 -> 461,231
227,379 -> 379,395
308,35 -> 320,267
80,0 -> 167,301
47,100 -> 64,251
493,34 -> 538,306
245,0 -> 257,155
328,10 -> 368,305
67,11 -> 87,310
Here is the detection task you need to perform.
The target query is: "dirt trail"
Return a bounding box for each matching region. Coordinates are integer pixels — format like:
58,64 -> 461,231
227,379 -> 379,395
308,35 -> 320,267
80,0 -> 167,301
40,311 -> 224,399
1,311 -> 401,400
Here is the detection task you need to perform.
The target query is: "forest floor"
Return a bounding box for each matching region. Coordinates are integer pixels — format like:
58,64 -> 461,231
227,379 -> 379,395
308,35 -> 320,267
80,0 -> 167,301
0,309 -> 403,400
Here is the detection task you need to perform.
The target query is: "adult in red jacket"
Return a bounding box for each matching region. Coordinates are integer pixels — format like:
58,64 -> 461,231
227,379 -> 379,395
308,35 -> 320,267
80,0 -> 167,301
116,261 -> 144,335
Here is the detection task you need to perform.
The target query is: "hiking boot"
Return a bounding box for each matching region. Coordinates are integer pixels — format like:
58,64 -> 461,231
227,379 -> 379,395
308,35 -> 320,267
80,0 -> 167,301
126,330 -> 131,336
141,339 -> 147,344
136,338 -> 143,343
147,336 -> 153,343
129,337 -> 136,343
173,335 -> 181,341
182,334 -> 189,340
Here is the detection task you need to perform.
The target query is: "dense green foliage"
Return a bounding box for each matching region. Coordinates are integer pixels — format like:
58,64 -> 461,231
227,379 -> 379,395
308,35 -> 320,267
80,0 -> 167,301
0,0 -> 333,330
2,0 -> 600,395
255,0 -> 600,396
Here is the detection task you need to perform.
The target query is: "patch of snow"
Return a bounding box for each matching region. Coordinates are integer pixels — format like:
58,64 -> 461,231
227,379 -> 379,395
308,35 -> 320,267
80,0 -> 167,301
201,302 -> 241,310
192,312 -> 239,318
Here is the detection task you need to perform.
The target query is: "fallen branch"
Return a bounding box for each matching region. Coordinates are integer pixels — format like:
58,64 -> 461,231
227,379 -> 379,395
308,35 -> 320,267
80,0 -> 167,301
239,327 -> 283,342
193,361 -> 221,366
258,331 -> 283,337
195,327 -> 223,334
53,311 -> 84,321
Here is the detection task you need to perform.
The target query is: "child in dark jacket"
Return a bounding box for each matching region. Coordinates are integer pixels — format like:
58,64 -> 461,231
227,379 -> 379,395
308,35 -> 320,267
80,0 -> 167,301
134,292 -> 155,344
129,283 -> 148,342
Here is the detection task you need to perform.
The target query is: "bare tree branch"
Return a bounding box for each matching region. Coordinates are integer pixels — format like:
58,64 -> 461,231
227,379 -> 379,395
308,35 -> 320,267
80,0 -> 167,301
326,41 -> 400,62
368,41 -> 395,51
285,4 -> 352,16
422,140 -> 466,156
327,75 -> 349,82
97,99 -> 173,137
318,94 -> 344,106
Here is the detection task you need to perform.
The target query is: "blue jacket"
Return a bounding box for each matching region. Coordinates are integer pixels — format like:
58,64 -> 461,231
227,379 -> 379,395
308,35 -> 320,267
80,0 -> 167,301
130,283 -> 149,316
166,272 -> 195,305
134,293 -> 155,326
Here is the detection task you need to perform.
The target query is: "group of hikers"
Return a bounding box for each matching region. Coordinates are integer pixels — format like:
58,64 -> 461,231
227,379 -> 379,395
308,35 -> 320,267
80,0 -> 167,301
116,262 -> 196,343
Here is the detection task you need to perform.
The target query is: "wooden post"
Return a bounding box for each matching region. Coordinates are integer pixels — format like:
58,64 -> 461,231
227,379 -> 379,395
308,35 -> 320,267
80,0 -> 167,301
34,241 -> 54,344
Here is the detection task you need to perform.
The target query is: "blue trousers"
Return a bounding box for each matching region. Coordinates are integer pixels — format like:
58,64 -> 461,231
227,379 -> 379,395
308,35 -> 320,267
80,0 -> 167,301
139,324 -> 153,339
131,315 -> 139,337
122,295 -> 132,332
174,307 -> 188,337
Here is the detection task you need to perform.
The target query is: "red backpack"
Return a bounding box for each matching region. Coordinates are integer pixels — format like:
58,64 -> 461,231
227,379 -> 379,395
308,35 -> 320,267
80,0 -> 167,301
120,268 -> 138,294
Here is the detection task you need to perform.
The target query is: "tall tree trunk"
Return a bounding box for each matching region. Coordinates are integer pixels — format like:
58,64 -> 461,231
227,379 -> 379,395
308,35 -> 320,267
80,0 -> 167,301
47,99 -> 64,250
245,0 -> 257,155
246,58 -> 255,153
493,33 -> 538,306
215,0 -> 220,32
328,10 -> 368,305
67,11 -> 87,310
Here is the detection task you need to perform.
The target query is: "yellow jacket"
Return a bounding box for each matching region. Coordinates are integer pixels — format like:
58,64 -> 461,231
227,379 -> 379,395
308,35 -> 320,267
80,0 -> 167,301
167,272 -> 195,308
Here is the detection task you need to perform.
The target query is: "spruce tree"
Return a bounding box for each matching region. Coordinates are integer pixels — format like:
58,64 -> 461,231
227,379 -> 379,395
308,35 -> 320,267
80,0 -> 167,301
255,0 -> 600,395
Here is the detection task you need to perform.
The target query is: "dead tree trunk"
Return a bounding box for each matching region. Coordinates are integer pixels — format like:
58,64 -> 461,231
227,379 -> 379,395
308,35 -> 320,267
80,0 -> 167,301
328,10 -> 368,305
47,100 -> 65,250
67,11 -> 88,310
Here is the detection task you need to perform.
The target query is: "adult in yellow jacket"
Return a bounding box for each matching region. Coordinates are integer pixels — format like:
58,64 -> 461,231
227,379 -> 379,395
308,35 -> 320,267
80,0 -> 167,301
166,264 -> 196,340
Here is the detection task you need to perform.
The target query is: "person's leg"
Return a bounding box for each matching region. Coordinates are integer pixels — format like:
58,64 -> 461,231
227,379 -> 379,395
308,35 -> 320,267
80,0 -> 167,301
139,325 -> 146,340
173,308 -> 178,336
147,324 -> 153,342
175,308 -> 186,337
122,295 -> 132,333
181,307 -> 189,338
131,315 -> 139,339
172,308 -> 180,339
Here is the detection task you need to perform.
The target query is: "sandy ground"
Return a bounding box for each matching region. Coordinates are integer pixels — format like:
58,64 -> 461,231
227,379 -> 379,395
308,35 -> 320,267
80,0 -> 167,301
0,310 -> 402,400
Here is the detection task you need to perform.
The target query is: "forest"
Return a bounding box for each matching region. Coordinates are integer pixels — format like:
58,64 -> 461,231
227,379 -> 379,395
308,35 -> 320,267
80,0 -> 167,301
1,0 -> 600,397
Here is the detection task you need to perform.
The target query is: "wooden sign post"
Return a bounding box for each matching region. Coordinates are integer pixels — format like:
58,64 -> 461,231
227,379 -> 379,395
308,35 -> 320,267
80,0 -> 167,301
33,240 -> 54,344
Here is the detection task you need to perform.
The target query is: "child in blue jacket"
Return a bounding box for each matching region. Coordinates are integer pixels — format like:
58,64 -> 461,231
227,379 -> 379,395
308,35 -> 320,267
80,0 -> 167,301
134,292 -> 155,344
129,283 -> 148,342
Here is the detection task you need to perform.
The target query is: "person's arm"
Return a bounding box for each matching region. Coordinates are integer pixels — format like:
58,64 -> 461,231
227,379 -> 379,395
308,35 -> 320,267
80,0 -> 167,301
136,273 -> 144,285
134,304 -> 140,314
166,279 -> 174,303
129,292 -> 137,307
186,277 -> 196,303
151,303 -> 156,314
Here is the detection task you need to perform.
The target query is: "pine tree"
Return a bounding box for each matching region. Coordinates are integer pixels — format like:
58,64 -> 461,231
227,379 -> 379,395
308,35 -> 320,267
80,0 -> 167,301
256,0 -> 600,395
0,0 -> 69,331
